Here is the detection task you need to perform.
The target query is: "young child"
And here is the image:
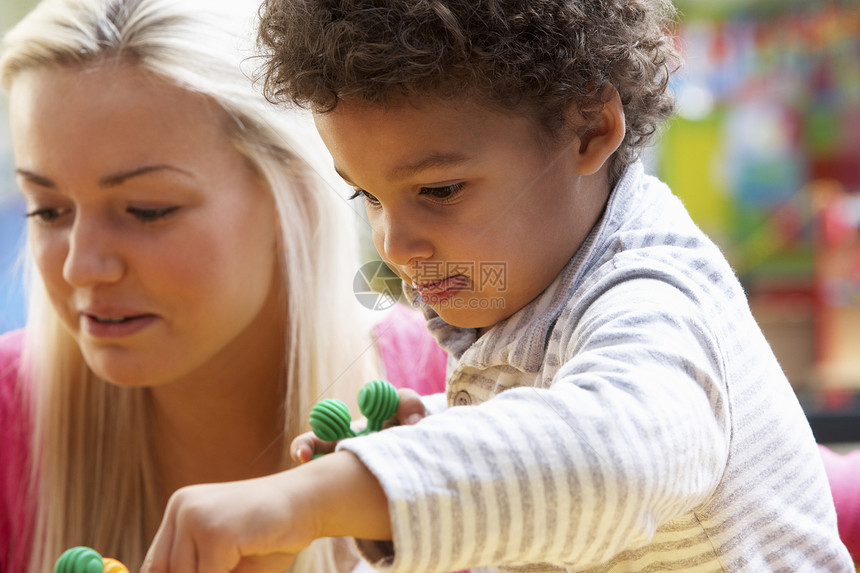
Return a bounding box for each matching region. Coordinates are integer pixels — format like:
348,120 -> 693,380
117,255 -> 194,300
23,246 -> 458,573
142,0 -> 854,571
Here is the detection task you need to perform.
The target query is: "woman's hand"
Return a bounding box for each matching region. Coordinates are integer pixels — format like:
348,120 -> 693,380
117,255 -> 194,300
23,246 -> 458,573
292,387 -> 428,463
141,452 -> 391,573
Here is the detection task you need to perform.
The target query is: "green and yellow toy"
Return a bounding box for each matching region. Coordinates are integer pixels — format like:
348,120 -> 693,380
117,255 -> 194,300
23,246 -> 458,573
55,547 -> 128,573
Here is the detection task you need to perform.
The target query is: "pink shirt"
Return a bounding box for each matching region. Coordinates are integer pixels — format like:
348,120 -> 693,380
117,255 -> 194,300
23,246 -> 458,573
0,329 -> 30,573
373,304 -> 447,395
0,304 -> 448,572
820,444 -> 860,562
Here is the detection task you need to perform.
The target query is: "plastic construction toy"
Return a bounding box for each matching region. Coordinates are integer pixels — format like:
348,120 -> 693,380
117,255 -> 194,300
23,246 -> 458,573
55,546 -> 129,573
309,379 -> 399,445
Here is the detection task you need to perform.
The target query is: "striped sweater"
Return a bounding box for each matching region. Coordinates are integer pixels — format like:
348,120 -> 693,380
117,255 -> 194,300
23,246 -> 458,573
339,162 -> 853,572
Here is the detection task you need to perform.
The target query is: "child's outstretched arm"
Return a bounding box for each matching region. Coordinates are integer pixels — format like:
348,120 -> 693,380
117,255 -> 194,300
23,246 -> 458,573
140,451 -> 391,573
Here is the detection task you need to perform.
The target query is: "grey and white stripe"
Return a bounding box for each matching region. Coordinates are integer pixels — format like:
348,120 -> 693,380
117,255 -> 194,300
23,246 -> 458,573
340,162 -> 853,572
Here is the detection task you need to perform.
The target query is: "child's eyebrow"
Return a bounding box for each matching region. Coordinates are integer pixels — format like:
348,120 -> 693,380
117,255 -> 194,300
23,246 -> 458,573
333,166 -> 355,185
334,151 -> 472,185
391,151 -> 471,178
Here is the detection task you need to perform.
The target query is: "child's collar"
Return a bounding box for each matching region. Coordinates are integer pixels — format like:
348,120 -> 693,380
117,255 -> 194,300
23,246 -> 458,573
406,160 -> 644,370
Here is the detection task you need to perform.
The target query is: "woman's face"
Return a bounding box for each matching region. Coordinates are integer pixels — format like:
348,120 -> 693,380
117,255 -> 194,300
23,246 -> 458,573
10,63 -> 281,387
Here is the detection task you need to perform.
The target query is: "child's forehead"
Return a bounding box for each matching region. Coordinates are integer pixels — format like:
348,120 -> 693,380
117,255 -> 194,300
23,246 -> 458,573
316,95 -> 545,142
314,100 -> 482,177
314,96 -> 572,186
318,93 -> 552,137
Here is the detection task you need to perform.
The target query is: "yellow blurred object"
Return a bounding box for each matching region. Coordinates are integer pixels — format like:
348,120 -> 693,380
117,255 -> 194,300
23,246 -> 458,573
102,558 -> 129,573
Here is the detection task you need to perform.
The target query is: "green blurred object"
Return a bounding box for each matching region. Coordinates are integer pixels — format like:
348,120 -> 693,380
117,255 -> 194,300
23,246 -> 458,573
674,0 -> 855,20
657,112 -> 731,248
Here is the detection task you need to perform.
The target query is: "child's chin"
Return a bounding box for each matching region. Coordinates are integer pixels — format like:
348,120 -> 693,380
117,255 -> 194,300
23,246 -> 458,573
435,305 -> 510,330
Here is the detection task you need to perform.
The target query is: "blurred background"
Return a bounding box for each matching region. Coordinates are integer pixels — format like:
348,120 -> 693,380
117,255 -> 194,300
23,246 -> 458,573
1,0 -> 858,440
0,0 -> 28,335
655,0 -> 860,444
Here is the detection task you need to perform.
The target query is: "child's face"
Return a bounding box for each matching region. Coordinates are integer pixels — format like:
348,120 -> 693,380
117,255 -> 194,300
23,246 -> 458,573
315,97 -> 609,329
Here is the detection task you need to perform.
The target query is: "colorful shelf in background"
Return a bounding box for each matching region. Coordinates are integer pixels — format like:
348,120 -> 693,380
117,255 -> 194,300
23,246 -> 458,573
657,1 -> 860,396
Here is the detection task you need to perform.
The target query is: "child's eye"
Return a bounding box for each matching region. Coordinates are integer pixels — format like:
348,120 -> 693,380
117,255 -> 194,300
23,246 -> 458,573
419,182 -> 464,204
348,188 -> 380,206
127,206 -> 180,222
25,207 -> 70,224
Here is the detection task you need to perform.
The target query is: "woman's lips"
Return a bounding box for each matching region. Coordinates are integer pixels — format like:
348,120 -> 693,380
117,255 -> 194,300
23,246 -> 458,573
411,274 -> 471,302
81,313 -> 158,338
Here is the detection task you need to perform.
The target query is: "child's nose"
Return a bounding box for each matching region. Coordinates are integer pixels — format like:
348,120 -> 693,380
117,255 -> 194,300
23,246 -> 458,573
62,216 -> 125,287
377,208 -> 433,267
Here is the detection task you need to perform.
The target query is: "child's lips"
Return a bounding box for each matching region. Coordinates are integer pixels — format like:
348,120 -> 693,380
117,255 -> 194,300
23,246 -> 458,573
411,274 -> 471,298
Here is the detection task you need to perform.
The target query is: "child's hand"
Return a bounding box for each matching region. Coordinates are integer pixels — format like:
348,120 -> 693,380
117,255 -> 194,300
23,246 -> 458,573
292,387 -> 427,463
140,472 -> 315,573
141,452 -> 391,573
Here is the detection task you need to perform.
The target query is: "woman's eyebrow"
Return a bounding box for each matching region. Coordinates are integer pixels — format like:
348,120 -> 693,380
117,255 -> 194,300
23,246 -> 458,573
15,164 -> 195,190
100,164 -> 194,187
15,168 -> 54,188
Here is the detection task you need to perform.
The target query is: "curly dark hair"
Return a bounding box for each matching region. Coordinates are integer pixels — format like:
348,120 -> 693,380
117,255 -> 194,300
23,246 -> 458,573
257,0 -> 680,181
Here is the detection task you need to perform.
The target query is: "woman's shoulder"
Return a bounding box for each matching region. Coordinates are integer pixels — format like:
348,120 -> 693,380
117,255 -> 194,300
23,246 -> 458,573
0,328 -> 29,448
373,304 -> 448,395
0,328 -> 29,434
0,328 -> 26,394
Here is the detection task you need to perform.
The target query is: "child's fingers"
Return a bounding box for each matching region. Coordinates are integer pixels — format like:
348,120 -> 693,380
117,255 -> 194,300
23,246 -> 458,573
168,533 -> 203,573
290,431 -> 336,463
231,554 -> 296,573
140,499 -> 177,573
142,487 -> 237,573
396,388 -> 427,426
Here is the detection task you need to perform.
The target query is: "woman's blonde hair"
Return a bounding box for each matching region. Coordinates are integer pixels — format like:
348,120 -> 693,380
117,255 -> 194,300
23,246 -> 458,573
1,0 -> 377,569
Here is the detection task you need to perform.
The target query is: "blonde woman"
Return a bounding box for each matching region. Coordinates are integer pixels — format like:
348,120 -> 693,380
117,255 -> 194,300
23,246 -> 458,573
0,0 -> 446,571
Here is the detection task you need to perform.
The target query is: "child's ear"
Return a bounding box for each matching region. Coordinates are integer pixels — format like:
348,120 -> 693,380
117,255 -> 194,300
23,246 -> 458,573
574,84 -> 626,176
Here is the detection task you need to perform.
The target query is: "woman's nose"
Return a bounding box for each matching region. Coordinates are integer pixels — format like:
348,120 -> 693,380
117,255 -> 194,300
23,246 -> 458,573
62,216 -> 125,287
